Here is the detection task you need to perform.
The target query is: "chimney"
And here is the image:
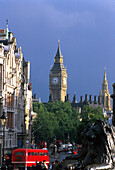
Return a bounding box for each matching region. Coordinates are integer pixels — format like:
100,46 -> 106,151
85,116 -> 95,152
98,96 -> 101,105
85,94 -> 88,102
89,95 -> 92,103
94,95 -> 97,104
72,94 -> 77,103
80,96 -> 83,103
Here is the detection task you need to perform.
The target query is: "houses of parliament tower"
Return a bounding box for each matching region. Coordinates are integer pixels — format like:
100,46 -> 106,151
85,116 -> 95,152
49,41 -> 67,102
99,68 -> 111,112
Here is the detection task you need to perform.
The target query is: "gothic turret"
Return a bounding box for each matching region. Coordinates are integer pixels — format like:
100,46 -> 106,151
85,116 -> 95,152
99,68 -> 111,112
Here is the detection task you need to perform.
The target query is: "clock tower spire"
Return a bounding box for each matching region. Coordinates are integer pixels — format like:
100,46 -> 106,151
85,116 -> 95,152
49,41 -> 67,102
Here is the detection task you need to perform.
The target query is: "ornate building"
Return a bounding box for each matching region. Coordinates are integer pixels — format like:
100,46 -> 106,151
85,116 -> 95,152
71,69 -> 112,113
0,22 -> 32,164
99,68 -> 111,112
49,41 -> 67,102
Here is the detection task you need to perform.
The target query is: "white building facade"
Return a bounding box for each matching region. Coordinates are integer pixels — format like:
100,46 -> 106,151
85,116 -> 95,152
0,25 -> 32,164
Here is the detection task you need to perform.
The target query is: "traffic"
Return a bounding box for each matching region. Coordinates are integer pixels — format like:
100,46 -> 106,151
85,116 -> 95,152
10,141 -> 82,169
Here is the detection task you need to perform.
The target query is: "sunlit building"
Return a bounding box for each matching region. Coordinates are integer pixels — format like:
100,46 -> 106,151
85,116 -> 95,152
99,68 -> 111,112
0,22 -> 32,163
49,40 -> 67,102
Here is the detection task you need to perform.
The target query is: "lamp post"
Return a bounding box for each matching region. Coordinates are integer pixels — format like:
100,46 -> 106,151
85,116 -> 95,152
0,110 -> 7,165
21,123 -> 24,148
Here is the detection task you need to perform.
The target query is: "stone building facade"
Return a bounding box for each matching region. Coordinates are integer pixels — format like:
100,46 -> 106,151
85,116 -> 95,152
71,68 -> 112,113
0,23 -> 32,164
49,40 -> 67,102
71,94 -> 103,113
99,68 -> 111,112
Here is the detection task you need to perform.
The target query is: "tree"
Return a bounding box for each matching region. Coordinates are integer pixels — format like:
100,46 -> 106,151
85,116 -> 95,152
76,105 -> 108,142
32,101 -> 80,145
32,102 -> 107,146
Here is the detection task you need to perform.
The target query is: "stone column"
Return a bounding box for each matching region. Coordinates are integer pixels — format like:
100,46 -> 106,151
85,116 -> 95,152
111,83 -> 115,126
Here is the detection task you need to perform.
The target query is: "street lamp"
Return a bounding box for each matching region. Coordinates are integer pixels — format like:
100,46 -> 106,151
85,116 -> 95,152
0,110 -> 7,165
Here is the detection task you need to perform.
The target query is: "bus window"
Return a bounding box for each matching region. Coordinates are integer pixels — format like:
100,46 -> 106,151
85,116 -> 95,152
15,152 -> 24,156
28,152 -> 31,156
32,152 -> 34,156
35,152 -> 37,156
40,153 -> 42,156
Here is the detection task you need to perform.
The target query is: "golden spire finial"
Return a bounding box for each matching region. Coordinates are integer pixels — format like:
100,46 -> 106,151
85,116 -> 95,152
104,67 -> 107,80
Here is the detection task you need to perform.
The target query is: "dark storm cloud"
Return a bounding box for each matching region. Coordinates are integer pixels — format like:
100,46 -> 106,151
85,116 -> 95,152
0,0 -> 115,102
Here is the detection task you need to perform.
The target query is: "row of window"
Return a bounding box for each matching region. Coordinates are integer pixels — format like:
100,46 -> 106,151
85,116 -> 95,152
15,152 -> 48,156
28,152 -> 48,156
15,152 -> 24,156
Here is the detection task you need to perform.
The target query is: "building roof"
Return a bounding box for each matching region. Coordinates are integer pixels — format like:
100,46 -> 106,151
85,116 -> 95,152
55,40 -> 62,59
51,40 -> 66,71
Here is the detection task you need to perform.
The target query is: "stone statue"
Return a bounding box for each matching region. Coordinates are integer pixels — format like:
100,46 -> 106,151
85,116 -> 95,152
78,120 -> 115,169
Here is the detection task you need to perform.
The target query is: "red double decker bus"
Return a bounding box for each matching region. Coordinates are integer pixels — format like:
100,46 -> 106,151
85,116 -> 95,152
12,148 -> 49,169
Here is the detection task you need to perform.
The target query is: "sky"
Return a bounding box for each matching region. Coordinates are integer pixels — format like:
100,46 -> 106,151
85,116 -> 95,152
0,0 -> 115,102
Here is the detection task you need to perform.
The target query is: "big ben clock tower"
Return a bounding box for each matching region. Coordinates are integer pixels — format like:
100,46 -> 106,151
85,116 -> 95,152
49,40 -> 67,102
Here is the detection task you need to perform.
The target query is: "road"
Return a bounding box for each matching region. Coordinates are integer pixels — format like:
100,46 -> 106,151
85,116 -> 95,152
49,150 -> 70,163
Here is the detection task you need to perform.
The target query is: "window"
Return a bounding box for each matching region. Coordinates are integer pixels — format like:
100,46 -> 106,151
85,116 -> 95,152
40,153 -> 43,156
15,152 -> 24,156
0,64 -> 2,91
7,112 -> 14,129
32,152 -> 34,156
7,94 -> 14,107
43,153 -> 48,156
28,152 -> 31,156
35,152 -> 37,156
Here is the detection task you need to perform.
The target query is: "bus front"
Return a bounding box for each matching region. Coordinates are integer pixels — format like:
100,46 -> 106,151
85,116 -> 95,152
12,149 -> 26,169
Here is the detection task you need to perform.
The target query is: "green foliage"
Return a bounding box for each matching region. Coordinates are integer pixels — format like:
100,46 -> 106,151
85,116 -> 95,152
81,105 -> 107,123
32,102 -> 107,146
76,105 -> 108,142
32,101 -> 79,145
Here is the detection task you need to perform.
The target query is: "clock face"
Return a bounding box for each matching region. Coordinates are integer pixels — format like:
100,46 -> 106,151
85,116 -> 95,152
52,77 -> 59,84
63,77 -> 66,85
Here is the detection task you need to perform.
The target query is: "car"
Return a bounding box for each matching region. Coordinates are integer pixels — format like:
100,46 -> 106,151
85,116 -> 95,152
72,151 -> 77,155
68,150 -> 72,154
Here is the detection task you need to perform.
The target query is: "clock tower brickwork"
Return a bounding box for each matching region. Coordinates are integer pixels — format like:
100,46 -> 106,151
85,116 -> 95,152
49,41 -> 67,102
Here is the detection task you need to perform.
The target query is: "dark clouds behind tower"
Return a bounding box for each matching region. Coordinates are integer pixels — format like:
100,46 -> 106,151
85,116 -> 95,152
0,0 -> 115,102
